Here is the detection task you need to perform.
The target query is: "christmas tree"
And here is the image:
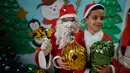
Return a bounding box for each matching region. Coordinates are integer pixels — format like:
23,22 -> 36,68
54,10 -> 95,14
0,33 -> 46,73
0,0 -> 35,54
0,43 -> 24,73
97,0 -> 122,43
0,41 -> 38,73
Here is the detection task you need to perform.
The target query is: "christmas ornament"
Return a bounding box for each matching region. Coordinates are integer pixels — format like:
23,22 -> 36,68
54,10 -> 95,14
15,56 -> 20,61
90,40 -> 114,66
25,64 -> 37,73
4,65 -> 10,71
90,40 -> 115,73
61,40 -> 87,71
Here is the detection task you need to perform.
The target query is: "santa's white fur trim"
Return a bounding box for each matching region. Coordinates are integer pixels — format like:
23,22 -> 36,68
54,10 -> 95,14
84,68 -> 90,73
120,56 -> 130,68
59,14 -> 78,19
84,29 -> 103,61
84,4 -> 105,18
110,65 -> 115,73
38,51 -> 52,69
41,23 -> 52,28
52,56 -> 62,68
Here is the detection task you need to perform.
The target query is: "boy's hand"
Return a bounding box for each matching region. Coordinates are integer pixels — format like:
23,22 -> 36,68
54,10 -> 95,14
56,58 -> 71,70
94,65 -> 112,73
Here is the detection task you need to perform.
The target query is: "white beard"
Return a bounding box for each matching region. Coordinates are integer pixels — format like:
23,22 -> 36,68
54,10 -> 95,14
54,19 -> 80,49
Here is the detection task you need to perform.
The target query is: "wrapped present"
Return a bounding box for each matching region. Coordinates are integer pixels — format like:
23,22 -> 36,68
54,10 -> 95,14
61,40 -> 87,71
90,40 -> 115,73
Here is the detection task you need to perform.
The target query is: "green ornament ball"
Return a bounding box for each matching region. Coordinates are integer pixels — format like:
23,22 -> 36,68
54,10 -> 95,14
90,40 -> 115,67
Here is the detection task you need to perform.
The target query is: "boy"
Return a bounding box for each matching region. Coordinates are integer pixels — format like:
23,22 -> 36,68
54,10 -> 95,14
83,2 -> 115,73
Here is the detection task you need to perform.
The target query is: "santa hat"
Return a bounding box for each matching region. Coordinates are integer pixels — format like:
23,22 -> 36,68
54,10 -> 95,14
84,2 -> 105,18
59,4 -> 78,19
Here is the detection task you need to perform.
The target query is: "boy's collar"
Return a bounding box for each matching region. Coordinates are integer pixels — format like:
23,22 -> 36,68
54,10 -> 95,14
85,28 -> 103,36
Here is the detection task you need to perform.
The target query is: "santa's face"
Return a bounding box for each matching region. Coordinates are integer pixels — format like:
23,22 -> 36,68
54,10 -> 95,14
55,17 -> 80,49
42,0 -> 64,20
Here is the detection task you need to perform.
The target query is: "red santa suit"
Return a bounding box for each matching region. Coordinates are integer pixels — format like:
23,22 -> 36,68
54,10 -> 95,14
53,29 -> 115,73
112,8 -> 130,73
35,4 -> 78,71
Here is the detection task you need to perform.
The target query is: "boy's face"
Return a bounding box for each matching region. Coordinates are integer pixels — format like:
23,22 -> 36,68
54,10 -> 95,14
84,9 -> 104,34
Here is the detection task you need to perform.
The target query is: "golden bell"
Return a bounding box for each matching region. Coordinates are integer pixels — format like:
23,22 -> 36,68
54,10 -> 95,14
61,41 -> 87,71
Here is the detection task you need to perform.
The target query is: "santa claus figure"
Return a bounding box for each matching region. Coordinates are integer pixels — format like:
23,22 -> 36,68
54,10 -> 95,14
51,4 -> 90,73
112,8 -> 130,73
35,4 -> 86,72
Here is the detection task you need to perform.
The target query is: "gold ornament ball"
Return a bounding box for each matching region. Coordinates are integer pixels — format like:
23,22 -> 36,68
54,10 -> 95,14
61,41 -> 87,71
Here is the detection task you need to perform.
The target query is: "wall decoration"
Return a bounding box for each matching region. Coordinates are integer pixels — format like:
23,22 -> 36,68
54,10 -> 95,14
0,0 -> 126,70
0,0 -> 35,55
